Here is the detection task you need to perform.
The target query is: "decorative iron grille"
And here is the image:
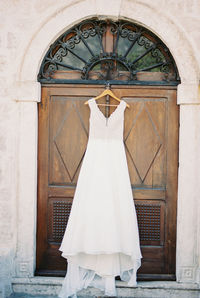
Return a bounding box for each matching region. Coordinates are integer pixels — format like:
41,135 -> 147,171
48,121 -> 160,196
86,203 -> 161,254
135,204 -> 161,242
38,19 -> 179,84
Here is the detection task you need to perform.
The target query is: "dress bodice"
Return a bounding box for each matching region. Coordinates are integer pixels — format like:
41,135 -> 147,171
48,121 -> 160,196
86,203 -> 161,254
88,98 -> 127,141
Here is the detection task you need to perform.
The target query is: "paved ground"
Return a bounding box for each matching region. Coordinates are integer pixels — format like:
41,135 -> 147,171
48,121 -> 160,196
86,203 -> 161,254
9,295 -> 58,298
9,293 -> 113,298
8,294 -> 122,298
8,294 -> 110,298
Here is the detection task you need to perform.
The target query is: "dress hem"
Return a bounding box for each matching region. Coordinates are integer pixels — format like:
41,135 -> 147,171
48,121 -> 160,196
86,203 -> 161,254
58,258 -> 141,298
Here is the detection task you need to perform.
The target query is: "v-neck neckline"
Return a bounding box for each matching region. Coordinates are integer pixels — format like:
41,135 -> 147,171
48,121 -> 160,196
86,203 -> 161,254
92,98 -> 124,122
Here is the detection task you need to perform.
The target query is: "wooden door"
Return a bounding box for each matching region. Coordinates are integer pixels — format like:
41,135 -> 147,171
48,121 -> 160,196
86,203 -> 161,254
36,84 -> 179,280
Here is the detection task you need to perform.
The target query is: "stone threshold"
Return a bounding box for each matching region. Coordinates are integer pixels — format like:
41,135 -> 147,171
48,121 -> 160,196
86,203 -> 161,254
11,277 -> 200,297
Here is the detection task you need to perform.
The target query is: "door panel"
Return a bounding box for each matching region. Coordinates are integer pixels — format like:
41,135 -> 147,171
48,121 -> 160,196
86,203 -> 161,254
36,85 -> 179,280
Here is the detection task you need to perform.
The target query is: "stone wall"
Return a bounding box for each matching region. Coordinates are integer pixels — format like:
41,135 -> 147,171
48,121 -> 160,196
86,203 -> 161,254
0,0 -> 200,297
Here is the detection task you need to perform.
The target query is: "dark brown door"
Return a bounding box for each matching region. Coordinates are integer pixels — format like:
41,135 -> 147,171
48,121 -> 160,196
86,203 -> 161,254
36,84 -> 179,280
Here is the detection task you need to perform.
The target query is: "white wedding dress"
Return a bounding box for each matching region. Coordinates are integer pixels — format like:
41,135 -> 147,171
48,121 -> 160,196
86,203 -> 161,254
58,98 -> 142,298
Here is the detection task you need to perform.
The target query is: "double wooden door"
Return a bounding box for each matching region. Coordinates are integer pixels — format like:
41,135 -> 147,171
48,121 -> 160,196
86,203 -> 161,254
36,84 -> 179,280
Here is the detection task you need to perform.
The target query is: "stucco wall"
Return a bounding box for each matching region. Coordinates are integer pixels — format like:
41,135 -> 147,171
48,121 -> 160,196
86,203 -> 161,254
0,0 -> 200,296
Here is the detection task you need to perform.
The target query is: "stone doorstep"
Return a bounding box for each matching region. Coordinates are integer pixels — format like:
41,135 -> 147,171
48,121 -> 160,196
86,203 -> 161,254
11,278 -> 200,298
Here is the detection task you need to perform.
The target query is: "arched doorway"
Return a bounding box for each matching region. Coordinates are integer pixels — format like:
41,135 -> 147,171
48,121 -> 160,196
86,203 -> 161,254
36,18 -> 179,280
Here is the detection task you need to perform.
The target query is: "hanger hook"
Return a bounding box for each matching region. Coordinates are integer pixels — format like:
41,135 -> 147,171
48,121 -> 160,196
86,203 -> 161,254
106,81 -> 110,90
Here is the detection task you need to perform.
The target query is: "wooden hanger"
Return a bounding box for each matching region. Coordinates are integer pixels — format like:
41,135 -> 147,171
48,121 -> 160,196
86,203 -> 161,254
84,83 -> 130,108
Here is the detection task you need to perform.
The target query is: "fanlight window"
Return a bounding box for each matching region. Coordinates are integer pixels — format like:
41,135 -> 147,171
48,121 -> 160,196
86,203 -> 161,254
38,19 -> 179,84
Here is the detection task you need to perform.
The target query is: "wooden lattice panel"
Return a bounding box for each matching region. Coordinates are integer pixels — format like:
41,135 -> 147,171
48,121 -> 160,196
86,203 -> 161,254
135,203 -> 163,244
48,199 -> 72,242
48,199 -> 164,245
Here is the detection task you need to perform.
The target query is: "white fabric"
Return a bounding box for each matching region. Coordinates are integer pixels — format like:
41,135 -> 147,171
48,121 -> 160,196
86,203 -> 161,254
58,98 -> 142,298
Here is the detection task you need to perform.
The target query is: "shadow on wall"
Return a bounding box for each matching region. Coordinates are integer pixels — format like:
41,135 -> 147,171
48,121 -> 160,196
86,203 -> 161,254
0,252 -> 13,298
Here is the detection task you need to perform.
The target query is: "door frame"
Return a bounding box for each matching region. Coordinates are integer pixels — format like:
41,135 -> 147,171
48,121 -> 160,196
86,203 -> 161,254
36,83 -> 179,280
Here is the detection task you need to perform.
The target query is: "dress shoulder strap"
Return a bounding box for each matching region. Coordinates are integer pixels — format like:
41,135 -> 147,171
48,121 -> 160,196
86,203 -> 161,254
121,100 -> 127,111
87,98 -> 95,109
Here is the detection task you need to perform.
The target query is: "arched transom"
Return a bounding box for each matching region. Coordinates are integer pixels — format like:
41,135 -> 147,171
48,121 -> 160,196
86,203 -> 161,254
38,19 -> 179,84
